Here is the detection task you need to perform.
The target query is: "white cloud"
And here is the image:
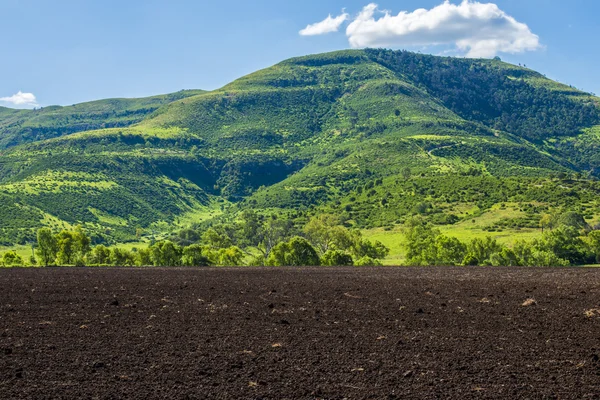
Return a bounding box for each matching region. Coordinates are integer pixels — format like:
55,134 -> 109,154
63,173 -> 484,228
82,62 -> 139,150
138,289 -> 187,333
301,1 -> 540,58
0,91 -> 38,107
299,12 -> 349,36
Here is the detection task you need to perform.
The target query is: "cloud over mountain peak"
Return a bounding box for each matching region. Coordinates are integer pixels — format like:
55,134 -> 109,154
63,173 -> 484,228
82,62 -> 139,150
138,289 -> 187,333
301,1 -> 541,58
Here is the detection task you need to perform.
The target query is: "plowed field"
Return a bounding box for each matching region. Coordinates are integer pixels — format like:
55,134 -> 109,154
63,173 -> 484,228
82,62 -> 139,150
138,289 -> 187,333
2,267 -> 600,399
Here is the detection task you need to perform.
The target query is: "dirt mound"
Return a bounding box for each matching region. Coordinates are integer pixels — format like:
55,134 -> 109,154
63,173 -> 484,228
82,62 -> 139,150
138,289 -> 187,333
2,266 -> 600,399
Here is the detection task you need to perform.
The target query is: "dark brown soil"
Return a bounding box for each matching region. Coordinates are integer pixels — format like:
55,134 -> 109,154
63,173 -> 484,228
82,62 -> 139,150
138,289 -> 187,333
2,267 -> 600,399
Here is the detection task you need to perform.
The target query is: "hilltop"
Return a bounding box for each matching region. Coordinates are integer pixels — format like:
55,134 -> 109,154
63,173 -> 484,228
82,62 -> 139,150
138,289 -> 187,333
0,49 -> 599,250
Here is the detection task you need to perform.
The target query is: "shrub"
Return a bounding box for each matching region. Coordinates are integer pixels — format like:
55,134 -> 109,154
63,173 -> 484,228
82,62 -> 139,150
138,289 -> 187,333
321,250 -> 354,266
110,248 -> 136,266
355,256 -> 383,266
1,251 -> 24,267
86,245 -> 111,265
149,241 -> 182,266
181,244 -> 211,266
267,237 -> 320,266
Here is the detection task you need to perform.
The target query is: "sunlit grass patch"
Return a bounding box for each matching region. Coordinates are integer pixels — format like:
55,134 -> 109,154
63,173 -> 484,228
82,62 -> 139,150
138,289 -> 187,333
0,171 -> 118,195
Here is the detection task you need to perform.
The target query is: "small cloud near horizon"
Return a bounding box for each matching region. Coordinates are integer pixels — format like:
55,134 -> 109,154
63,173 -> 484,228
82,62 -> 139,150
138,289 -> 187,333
0,91 -> 38,108
300,1 -> 541,58
299,12 -> 349,36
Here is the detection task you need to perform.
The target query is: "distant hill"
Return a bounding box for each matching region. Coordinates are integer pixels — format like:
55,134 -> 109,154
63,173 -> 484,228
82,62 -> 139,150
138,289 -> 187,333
0,90 -> 205,149
0,50 -> 598,246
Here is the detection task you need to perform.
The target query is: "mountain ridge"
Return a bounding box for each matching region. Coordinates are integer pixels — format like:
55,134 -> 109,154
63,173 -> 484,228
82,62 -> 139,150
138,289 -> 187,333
0,49 -> 599,248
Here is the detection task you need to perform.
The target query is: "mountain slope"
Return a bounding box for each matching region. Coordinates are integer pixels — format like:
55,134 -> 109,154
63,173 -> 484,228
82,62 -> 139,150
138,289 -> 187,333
0,90 -> 205,149
0,49 -> 599,246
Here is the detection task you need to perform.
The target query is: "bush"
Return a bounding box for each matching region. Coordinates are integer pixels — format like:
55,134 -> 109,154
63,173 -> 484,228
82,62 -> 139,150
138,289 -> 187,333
1,251 -> 23,267
589,231 -> 600,263
136,248 -> 153,266
214,246 -> 245,266
533,226 -> 592,265
149,241 -> 182,266
181,244 -> 211,266
267,237 -> 320,266
321,250 -> 354,266
110,248 -> 136,266
86,245 -> 111,265
554,211 -> 589,230
355,256 -> 383,266
463,237 -> 502,266
489,248 -> 519,267
247,254 -> 266,266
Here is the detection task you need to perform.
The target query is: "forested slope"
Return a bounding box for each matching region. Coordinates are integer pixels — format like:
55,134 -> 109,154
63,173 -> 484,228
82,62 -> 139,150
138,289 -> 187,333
0,49 -> 599,246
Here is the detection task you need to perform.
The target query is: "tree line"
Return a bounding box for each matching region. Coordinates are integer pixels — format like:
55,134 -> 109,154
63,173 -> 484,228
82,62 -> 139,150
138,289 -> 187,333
2,212 -> 389,267
3,210 -> 600,267
404,216 -> 600,267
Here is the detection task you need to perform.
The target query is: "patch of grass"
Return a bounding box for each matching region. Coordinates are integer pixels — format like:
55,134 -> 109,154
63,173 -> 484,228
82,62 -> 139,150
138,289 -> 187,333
0,245 -> 35,261
363,218 -> 545,266
174,199 -> 227,228
89,208 -> 129,226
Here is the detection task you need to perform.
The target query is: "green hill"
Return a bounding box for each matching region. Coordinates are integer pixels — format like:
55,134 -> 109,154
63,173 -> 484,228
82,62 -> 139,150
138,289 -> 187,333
0,49 -> 599,249
0,90 -> 205,149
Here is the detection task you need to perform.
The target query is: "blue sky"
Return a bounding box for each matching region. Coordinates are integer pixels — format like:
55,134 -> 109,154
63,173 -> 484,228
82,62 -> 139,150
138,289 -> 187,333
1,0 -> 598,108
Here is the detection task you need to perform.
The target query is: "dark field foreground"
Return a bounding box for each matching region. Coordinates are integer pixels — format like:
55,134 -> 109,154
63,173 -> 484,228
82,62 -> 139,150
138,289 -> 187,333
2,267 -> 600,399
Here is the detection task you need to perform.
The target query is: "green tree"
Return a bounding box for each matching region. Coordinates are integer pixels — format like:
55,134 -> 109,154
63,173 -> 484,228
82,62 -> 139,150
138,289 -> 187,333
303,216 -> 387,263
534,226 -> 591,265
588,231 -> 600,263
239,210 -> 262,247
53,227 -> 91,266
435,236 -> 467,266
1,251 -> 24,267
513,240 -> 532,266
303,214 -> 342,254
404,218 -> 493,266
464,237 -> 502,266
555,211 -> 589,230
56,230 -> 75,265
267,237 -> 320,266
216,246 -> 245,266
36,228 -> 58,267
513,239 -> 569,267
489,248 -> 519,267
72,226 -> 91,265
181,244 -> 211,266
413,202 -> 431,215
257,218 -> 293,261
149,241 -> 182,266
175,228 -> 201,246
321,250 -> 354,266
202,228 -> 233,250
110,248 -> 136,266
136,248 -> 153,266
350,230 -> 389,260
247,254 -> 267,266
528,250 -> 569,267
355,256 -> 383,266
86,245 -> 111,265
404,218 -> 440,266
539,214 -> 553,233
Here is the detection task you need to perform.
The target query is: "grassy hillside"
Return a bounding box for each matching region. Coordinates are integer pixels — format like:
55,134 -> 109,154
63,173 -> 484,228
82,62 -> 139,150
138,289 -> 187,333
0,90 -> 205,149
0,49 -> 599,256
